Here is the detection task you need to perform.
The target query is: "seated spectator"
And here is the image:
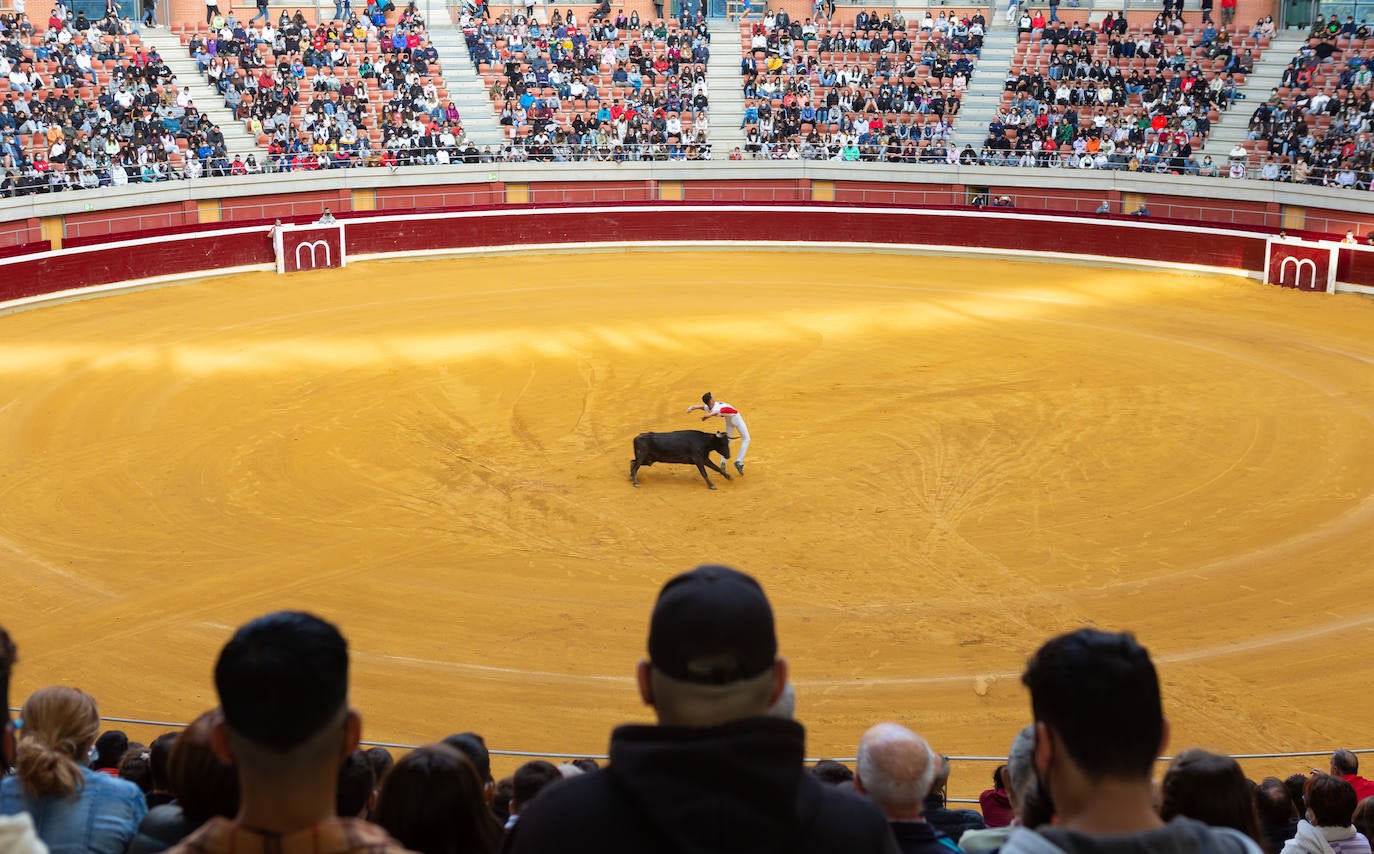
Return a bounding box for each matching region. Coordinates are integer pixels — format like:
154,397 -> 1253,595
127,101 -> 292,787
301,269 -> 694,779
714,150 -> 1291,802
1354,800 -> 1374,848
0,687 -> 147,854
505,761 -> 561,831
922,755 -> 985,843
1332,752 -> 1374,803
128,710 -> 240,854
145,733 -> 180,810
978,764 -> 1015,828
1256,777 -> 1300,854
1002,629 -> 1261,854
855,723 -> 957,854
336,750 -> 375,819
164,611 -> 408,854
506,564 -> 896,853
92,731 -> 129,776
441,733 -> 495,812
960,726 -> 1049,853
1160,749 -> 1262,844
1282,776 -> 1371,854
373,745 -> 500,854
0,627 -> 46,854
813,760 -> 856,787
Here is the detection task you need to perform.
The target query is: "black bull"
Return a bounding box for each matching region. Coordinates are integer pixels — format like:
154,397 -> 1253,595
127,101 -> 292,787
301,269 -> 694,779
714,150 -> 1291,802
630,430 -> 732,489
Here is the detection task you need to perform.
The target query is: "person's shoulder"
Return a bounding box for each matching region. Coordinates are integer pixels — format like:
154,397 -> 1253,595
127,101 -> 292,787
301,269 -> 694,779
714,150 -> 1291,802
504,769 -> 622,846
800,775 -> 895,851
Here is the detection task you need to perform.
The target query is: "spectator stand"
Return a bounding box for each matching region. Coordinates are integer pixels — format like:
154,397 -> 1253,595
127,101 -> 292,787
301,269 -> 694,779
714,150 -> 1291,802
463,5 -> 716,161
1236,19 -> 1374,189
977,11 -> 1265,172
0,7 -> 208,192
736,6 -> 987,160
171,0 -> 476,171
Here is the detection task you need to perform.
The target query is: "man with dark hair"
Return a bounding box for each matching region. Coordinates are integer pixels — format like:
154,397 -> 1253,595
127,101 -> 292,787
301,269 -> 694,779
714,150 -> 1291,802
1330,751 -> 1374,802
1255,777 -> 1299,854
506,564 -> 897,853
1002,629 -> 1260,854
93,731 -> 130,775
165,611 -> 411,854
337,750 -> 376,818
505,761 -> 562,830
0,627 -> 46,854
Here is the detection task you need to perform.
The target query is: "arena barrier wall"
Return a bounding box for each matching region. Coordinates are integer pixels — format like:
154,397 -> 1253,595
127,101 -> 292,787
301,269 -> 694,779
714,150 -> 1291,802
4,199 -> 1374,309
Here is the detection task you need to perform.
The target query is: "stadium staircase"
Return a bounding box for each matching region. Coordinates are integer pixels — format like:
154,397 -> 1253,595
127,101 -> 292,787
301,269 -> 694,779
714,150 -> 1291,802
430,25 -> 508,151
950,22 -> 1019,150
1198,30 -> 1306,160
706,17 -> 747,157
140,29 -> 262,161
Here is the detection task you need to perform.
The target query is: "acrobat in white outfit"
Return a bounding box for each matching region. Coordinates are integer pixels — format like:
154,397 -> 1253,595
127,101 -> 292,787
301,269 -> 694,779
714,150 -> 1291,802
686,392 -> 750,476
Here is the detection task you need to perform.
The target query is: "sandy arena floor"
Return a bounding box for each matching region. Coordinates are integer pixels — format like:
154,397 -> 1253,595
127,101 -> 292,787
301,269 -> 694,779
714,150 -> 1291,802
2,249 -> 1373,790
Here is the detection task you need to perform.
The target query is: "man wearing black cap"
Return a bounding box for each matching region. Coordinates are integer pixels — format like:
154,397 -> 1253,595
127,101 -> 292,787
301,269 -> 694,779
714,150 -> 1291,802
505,565 -> 898,854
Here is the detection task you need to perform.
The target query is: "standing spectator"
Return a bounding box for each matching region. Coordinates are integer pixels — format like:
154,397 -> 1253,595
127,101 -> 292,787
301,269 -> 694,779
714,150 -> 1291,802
1001,630 -> 1261,854
0,688 -> 147,854
1332,753 -> 1374,803
373,746 -> 500,854
141,0 -> 157,27
1281,776 -> 1371,854
204,0 -> 219,25
249,0 -> 269,24
163,612 -> 410,854
854,723 -> 958,854
978,766 -> 1014,828
1220,0 -> 1235,26
505,564 -> 898,854
922,755 -> 986,843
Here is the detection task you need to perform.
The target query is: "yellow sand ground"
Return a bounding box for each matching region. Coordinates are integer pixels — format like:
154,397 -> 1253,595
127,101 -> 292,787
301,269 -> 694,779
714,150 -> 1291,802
1,249 -> 1373,793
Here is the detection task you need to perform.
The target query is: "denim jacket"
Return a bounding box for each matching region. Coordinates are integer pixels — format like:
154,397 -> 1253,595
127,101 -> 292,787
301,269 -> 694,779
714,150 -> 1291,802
0,768 -> 147,854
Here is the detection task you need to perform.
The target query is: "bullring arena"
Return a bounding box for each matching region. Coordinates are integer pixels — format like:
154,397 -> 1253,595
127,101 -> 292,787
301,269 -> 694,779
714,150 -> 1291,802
3,180 -> 1374,795
3,0 -> 1374,804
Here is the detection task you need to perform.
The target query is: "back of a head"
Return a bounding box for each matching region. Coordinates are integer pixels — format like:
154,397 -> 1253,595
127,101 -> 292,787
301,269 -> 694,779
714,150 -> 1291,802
1286,775 -> 1309,817
491,777 -> 514,824
1160,748 -> 1260,843
812,760 -> 855,786
1334,750 -> 1360,777
336,749 -> 375,818
856,722 -> 936,816
169,709 -> 241,825
365,746 -> 396,787
646,565 -> 781,728
1353,797 -> 1374,842
1306,773 -> 1358,828
1022,628 -> 1162,780
442,733 -> 492,784
214,610 -> 348,754
512,760 -> 563,812
374,744 -> 501,854
119,746 -> 154,794
1256,777 -> 1298,827
15,686 -> 100,798
93,729 -> 129,770
149,732 -> 178,792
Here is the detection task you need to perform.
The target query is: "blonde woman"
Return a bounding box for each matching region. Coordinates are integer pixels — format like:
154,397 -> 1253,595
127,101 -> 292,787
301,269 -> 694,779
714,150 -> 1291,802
0,688 -> 146,854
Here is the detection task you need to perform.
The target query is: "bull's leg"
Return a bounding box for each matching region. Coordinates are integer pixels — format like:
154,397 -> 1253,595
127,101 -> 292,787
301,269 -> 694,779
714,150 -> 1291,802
695,463 -> 717,489
630,459 -> 641,487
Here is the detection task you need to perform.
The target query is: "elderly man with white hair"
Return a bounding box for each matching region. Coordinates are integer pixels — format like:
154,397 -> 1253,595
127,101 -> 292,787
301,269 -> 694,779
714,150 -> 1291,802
855,723 -> 959,854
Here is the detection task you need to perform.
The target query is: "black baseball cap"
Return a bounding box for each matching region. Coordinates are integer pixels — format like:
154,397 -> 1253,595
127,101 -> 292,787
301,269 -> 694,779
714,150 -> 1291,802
648,565 -> 777,685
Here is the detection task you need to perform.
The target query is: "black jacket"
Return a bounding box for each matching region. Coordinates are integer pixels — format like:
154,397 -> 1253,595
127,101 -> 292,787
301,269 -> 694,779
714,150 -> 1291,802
504,716 -> 898,854
922,794 -> 987,843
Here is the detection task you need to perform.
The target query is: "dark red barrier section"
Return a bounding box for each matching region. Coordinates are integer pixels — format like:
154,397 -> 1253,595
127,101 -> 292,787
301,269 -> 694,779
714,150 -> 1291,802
0,230 -> 274,302
343,207 -> 1267,274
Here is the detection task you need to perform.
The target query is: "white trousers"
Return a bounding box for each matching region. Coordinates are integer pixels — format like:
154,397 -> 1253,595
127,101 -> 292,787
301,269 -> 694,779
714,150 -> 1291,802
726,414 -> 750,463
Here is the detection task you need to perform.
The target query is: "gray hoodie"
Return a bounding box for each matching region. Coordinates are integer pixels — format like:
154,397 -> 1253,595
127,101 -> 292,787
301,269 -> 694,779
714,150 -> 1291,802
1001,817 -> 1263,854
